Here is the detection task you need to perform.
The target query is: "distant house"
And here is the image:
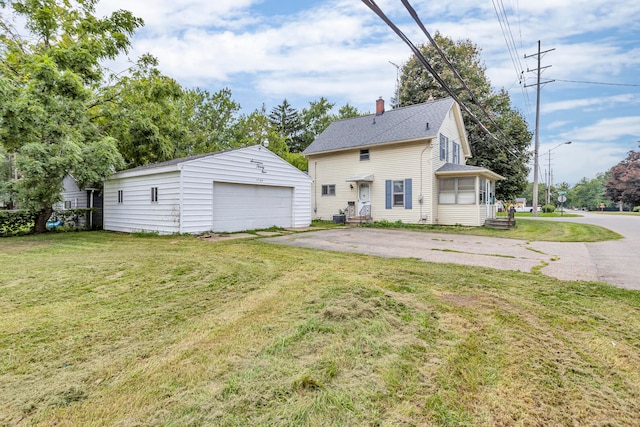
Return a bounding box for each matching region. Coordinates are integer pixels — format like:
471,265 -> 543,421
514,198 -> 526,209
103,145 -> 312,234
303,97 -> 504,227
58,176 -> 103,229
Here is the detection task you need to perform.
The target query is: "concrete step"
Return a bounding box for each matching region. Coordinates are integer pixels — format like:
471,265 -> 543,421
346,216 -> 373,225
484,218 -> 516,229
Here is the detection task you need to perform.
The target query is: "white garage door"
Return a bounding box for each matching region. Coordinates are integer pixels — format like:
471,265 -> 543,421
212,182 -> 293,232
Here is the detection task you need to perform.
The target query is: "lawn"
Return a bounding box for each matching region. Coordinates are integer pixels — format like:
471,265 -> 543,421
363,218 -> 622,242
1,232 -> 639,426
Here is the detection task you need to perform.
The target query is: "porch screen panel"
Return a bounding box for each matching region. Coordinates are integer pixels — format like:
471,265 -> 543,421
457,177 -> 476,204
438,178 -> 455,204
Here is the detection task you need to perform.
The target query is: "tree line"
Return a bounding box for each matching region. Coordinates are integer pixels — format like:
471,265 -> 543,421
0,0 -> 361,231
517,146 -> 640,211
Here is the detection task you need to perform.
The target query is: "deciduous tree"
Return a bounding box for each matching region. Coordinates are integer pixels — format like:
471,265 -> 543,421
606,148 -> 640,208
0,0 -> 141,232
398,33 -> 532,200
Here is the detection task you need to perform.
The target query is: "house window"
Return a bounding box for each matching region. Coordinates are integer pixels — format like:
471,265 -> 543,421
360,149 -> 370,161
440,134 -> 449,161
385,179 -> 412,209
439,177 -> 476,204
393,180 -> 404,206
64,201 -> 72,209
452,142 -> 461,164
479,178 -> 487,204
117,190 -> 123,204
321,184 -> 336,196
151,187 -> 158,202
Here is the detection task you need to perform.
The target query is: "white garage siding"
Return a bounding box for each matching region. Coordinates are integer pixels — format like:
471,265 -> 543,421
103,145 -> 312,235
212,183 -> 293,232
179,145 -> 311,234
103,171 -> 181,234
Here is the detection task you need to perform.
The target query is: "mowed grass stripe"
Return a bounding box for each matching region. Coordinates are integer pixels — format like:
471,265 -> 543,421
0,232 -> 638,425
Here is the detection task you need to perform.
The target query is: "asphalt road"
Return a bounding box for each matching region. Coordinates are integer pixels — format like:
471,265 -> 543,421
266,211 -> 639,291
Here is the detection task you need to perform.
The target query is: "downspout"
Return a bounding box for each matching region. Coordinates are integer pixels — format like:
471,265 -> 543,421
89,189 -> 94,229
313,161 -> 317,215
419,142 -> 429,222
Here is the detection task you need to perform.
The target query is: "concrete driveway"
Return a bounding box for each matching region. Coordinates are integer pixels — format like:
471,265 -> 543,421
266,211 -> 639,291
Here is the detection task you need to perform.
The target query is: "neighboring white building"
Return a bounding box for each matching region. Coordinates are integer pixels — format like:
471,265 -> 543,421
58,175 -> 103,229
103,145 -> 312,234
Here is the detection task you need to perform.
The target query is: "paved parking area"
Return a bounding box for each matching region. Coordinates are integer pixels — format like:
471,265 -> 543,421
265,213 -> 640,291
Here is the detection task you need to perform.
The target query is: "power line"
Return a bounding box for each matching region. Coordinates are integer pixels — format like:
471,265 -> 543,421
399,0 -> 522,156
360,1 -> 493,138
362,0 -> 522,158
552,78 -> 640,87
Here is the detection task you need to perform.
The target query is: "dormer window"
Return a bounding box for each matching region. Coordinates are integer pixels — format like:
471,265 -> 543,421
360,149 -> 370,161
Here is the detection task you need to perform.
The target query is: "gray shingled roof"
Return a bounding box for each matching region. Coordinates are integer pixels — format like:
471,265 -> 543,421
116,146 -> 243,174
303,97 -> 454,155
436,163 -> 505,180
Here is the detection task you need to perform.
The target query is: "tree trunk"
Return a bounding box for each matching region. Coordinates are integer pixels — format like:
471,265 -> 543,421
33,205 -> 53,234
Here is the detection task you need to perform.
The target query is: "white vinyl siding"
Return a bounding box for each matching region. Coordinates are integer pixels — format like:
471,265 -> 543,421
308,141 -> 428,224
58,175 -> 87,210
104,171 -> 181,234
104,145 -> 311,235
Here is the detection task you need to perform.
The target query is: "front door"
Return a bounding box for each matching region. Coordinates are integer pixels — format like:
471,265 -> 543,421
358,183 -> 371,217
485,179 -> 491,217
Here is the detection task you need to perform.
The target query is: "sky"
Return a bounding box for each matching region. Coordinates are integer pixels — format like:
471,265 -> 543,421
91,0 -> 640,186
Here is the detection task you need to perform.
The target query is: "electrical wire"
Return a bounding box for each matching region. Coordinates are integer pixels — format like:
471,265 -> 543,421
399,0 -> 524,157
552,79 -> 640,87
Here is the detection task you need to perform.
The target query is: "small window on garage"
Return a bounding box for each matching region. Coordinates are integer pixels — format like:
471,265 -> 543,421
321,184 -> 336,196
118,190 -> 123,204
360,149 -> 370,161
151,187 -> 158,202
64,201 -> 72,209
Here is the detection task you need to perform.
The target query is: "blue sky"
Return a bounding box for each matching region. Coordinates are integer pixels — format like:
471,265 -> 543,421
94,0 -> 640,185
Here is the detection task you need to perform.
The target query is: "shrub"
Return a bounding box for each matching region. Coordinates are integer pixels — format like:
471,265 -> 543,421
542,204 -> 556,213
0,210 -> 36,236
633,206 -> 640,212
50,208 -> 98,230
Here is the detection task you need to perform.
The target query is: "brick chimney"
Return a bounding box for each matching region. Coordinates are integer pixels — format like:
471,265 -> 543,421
376,97 -> 385,115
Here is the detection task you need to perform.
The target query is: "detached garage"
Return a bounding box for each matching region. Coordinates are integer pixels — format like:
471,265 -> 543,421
103,145 -> 312,234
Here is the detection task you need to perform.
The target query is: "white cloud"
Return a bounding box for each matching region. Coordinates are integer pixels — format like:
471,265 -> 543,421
544,94 -> 638,114
562,116 -> 640,143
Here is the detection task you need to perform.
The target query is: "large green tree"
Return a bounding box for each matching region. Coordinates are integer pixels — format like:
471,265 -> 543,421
298,97 -> 335,153
398,33 -> 532,200
605,148 -> 640,208
98,54 -> 185,168
175,87 -> 240,157
568,173 -> 609,211
0,0 -> 142,232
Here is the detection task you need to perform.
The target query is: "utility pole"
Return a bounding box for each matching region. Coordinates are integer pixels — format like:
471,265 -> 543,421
389,61 -> 401,109
525,41 -> 554,216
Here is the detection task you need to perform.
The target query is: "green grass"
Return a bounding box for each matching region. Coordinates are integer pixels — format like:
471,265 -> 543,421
497,211 -> 581,218
591,211 -> 640,216
1,232 -> 639,426
366,218 -> 622,242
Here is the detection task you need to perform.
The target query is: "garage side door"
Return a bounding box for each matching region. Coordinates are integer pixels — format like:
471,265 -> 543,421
212,182 -> 293,232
